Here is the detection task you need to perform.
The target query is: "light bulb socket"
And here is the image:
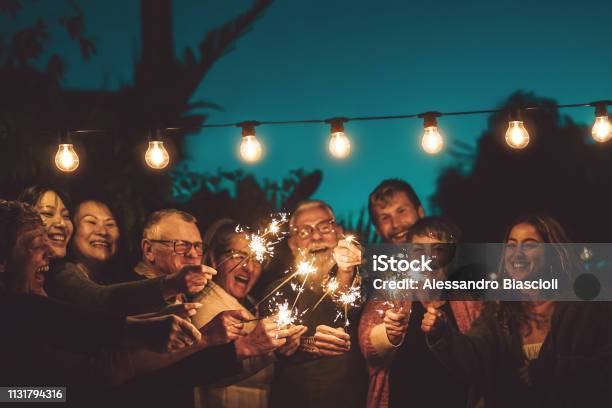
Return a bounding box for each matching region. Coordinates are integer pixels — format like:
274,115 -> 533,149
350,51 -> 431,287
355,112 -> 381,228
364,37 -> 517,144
507,108 -> 523,122
418,111 -> 441,128
58,130 -> 72,144
325,117 -> 348,133
148,128 -> 165,141
592,101 -> 610,118
237,121 -> 260,137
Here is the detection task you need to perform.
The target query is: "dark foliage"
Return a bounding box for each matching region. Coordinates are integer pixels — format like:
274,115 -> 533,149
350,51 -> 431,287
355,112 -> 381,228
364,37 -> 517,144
432,92 -> 612,242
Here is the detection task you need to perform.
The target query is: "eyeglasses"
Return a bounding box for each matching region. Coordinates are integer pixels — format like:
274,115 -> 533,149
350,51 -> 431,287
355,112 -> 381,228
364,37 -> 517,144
149,239 -> 205,256
221,249 -> 265,265
291,219 -> 336,239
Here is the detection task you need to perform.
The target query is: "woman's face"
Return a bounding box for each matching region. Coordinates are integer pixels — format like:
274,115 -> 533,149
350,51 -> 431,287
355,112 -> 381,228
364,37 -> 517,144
10,224 -> 51,296
34,190 -> 73,259
213,233 -> 263,300
410,235 -> 452,276
73,201 -> 119,264
504,223 -> 546,280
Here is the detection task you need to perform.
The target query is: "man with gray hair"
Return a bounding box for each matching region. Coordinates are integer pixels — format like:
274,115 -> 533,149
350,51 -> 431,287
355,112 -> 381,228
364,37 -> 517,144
134,209 -> 215,294
269,199 -> 368,407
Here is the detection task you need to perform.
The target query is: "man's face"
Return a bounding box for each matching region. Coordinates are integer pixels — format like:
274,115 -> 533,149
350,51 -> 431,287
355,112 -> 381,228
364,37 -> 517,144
10,225 -> 51,296
213,233 -> 263,300
288,206 -> 339,269
372,191 -> 424,244
145,215 -> 203,276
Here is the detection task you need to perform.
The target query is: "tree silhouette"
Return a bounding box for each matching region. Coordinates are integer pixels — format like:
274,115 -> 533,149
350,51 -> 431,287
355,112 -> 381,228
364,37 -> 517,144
433,92 -> 612,242
0,0 -> 274,257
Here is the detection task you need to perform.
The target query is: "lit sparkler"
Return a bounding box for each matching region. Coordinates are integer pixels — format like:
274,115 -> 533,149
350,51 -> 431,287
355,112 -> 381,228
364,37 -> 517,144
251,256 -> 317,312
219,213 -> 289,275
290,258 -> 317,310
336,284 -> 362,327
310,276 -> 340,312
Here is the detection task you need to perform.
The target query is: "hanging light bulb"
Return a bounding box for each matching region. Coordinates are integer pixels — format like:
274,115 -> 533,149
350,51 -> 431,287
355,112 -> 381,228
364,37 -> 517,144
326,117 -> 351,159
505,109 -> 530,149
238,121 -> 263,163
55,143 -> 80,172
145,140 -> 170,169
418,112 -> 444,154
591,102 -> 612,143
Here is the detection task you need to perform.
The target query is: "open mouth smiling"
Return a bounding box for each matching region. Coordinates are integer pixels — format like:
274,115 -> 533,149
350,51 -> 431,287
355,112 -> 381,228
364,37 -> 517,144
235,274 -> 250,285
90,240 -> 111,249
48,233 -> 67,243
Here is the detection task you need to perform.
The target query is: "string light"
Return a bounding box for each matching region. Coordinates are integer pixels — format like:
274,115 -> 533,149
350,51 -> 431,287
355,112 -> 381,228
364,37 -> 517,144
40,99 -> 611,172
325,117 -> 351,159
591,101 -> 612,143
505,108 -> 530,149
145,130 -> 170,169
55,143 -> 79,172
418,112 -> 444,154
238,121 -> 263,163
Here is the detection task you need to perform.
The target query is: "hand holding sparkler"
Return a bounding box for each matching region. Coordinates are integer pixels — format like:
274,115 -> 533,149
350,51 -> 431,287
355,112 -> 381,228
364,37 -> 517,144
383,307 -> 410,345
421,306 -> 447,336
235,315 -> 306,358
200,309 -> 249,348
306,325 -> 351,357
333,235 -> 362,280
157,301 -> 203,320
124,314 -> 202,353
276,325 -> 308,356
162,265 -> 217,299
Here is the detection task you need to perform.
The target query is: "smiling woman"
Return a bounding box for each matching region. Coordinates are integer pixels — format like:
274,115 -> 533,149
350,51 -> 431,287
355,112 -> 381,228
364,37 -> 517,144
18,185 -> 74,260
70,199 -> 121,284
0,200 -> 51,296
191,219 -> 283,408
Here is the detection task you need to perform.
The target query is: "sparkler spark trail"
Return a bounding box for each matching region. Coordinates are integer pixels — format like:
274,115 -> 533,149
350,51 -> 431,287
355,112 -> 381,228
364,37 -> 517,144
290,258 -> 317,310
310,277 -> 340,312
275,300 -> 296,329
336,284 -> 362,327
219,213 -> 289,276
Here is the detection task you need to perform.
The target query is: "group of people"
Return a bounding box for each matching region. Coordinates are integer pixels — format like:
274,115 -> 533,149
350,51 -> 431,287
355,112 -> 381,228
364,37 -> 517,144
1,178 -> 611,407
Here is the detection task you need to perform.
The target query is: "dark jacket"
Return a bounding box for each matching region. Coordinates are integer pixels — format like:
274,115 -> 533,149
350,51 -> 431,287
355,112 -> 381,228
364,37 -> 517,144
427,302 -> 612,407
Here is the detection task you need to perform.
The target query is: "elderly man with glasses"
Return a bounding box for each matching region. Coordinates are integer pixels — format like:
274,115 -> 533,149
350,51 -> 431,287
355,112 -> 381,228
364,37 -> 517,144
136,209 -> 211,284
268,200 -> 368,408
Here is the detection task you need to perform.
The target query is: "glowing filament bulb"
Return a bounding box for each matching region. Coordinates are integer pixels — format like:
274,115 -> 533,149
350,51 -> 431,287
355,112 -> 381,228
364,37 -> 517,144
326,118 -> 351,159
240,135 -> 263,163
329,131 -> 351,159
55,143 -> 79,172
145,140 -> 170,169
421,126 -> 444,154
505,121 -> 530,149
592,115 -> 612,143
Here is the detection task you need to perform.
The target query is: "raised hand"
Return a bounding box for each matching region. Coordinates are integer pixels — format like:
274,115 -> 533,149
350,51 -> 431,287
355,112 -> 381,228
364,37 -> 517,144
200,309 -> 249,347
421,306 -> 446,334
384,307 -> 410,345
276,325 -> 308,357
124,314 -> 202,353
302,325 -> 351,357
163,265 -> 217,297
158,301 -> 203,320
333,238 -> 362,273
235,317 -> 306,357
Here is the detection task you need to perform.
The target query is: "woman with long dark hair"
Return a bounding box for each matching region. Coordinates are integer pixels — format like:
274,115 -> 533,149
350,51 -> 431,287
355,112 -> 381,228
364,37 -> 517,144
422,214 -> 612,407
